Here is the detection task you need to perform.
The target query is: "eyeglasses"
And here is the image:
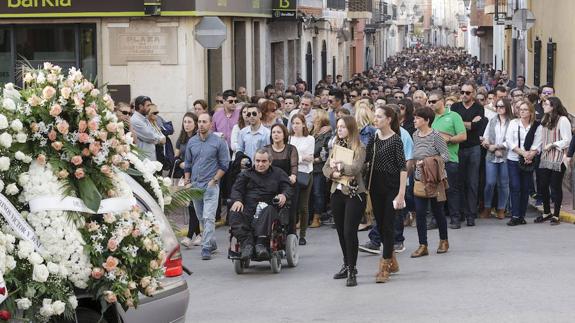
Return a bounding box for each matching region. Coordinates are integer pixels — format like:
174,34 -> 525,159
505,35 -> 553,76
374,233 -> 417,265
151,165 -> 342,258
460,91 -> 472,95
227,99 -> 238,104
349,94 -> 358,98
361,93 -> 369,97
476,97 -> 485,101
496,105 -> 506,108
246,111 -> 258,117
120,111 -> 131,116
151,111 -> 159,115
428,99 -> 439,104
394,96 -> 403,99
542,91 -> 553,95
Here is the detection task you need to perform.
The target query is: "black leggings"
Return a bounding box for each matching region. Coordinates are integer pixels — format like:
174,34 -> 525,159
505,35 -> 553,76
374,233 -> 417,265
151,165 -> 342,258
537,165 -> 566,217
371,178 -> 399,259
187,202 -> 201,238
331,190 -> 366,268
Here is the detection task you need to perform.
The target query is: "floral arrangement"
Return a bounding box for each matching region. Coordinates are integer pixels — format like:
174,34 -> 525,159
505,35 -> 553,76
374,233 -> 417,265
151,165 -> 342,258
0,63 -> 172,321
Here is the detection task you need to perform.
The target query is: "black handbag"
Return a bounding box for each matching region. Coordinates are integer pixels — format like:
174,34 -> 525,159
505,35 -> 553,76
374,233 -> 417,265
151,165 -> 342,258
518,123 -> 540,172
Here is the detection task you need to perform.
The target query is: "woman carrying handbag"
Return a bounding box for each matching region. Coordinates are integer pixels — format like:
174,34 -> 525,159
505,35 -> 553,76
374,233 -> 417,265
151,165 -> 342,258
366,106 -> 407,284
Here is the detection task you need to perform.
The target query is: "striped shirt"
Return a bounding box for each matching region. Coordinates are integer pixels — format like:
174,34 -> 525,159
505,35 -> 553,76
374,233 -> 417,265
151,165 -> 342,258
412,129 -> 450,181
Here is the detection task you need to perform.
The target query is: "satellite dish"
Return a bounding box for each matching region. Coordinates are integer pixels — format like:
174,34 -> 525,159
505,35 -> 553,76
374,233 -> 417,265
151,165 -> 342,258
512,9 -> 535,31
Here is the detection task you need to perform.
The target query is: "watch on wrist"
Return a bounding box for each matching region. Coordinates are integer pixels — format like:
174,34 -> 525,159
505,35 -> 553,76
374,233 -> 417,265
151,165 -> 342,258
212,177 -> 219,183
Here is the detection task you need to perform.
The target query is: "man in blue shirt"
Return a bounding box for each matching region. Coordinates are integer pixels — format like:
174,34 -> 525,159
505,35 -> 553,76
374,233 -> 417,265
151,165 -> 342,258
237,104 -> 271,161
184,113 -> 230,260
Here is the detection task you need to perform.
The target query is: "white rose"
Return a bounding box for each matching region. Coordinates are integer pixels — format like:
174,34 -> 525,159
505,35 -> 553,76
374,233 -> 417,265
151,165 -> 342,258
0,114 -> 8,129
5,255 -> 15,270
17,240 -> 34,259
90,88 -> 100,97
16,132 -> 27,143
36,72 -> 46,84
2,98 -> 16,112
68,296 -> 78,309
10,119 -> 23,132
47,262 -> 60,275
15,151 -> 26,160
28,251 -> 44,265
39,300 -> 54,317
52,300 -> 66,315
33,264 -> 49,282
164,195 -> 172,205
0,157 -> 9,171
43,62 -> 53,70
23,73 -> 34,83
0,132 -> 12,148
18,173 -> 29,186
16,298 -> 32,310
5,183 -> 19,195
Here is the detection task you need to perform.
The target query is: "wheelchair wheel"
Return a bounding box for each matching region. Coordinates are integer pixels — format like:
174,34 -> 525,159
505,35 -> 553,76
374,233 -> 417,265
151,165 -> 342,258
234,259 -> 244,274
285,234 -> 299,267
270,253 -> 282,273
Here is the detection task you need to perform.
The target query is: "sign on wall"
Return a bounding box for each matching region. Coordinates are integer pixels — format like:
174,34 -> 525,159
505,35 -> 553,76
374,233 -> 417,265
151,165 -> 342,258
272,0 -> 297,20
109,22 -> 178,65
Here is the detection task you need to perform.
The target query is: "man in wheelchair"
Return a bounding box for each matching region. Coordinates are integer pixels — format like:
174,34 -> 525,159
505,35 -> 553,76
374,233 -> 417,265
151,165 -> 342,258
229,149 -> 293,260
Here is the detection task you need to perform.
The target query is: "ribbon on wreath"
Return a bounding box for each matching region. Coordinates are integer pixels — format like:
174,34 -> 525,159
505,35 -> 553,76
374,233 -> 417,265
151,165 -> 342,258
0,271 -> 6,305
28,196 -> 136,214
0,194 -> 43,251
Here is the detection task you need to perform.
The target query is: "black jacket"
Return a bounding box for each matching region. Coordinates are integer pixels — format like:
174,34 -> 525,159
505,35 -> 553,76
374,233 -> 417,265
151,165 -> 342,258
230,166 -> 293,215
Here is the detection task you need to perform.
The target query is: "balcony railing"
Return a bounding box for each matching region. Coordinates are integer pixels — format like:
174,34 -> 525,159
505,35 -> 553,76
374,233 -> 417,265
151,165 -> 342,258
347,0 -> 373,12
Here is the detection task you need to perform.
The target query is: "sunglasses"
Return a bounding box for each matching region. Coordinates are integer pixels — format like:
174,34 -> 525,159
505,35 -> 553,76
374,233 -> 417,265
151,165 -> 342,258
227,99 -> 238,104
394,96 -> 403,99
152,111 -> 159,115
246,111 -> 258,117
460,91 -> 472,95
428,99 -> 439,104
120,111 -> 131,116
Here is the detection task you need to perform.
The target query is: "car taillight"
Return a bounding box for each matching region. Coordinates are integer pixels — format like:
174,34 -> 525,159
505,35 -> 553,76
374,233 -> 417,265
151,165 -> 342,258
164,245 -> 183,277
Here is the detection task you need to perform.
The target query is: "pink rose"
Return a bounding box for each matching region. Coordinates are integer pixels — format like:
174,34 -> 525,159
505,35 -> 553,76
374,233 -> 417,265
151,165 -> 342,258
88,119 -> 99,131
91,267 -> 104,279
60,87 -> 72,99
48,130 -> 57,141
103,256 -> 119,272
111,154 -> 122,165
82,148 -> 91,157
86,221 -> 99,232
58,169 -> 69,179
30,123 -> 39,133
42,86 -> 56,100
71,155 -> 83,166
104,291 -> 117,304
49,104 -> 62,117
89,142 -> 101,155
74,168 -> 85,179
99,131 -> 108,141
78,132 -> 90,143
120,161 -> 130,170
36,154 -> 46,165
110,139 -> 119,148
107,239 -> 118,252
131,228 -> 141,237
106,122 -> 117,133
101,165 -> 112,176
51,141 -> 63,151
85,106 -> 97,118
78,120 -> 87,133
56,120 -> 69,135
73,95 -> 84,107
27,95 -> 41,107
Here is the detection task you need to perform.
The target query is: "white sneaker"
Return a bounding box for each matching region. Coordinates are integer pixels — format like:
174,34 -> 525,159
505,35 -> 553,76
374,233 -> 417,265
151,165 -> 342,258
191,235 -> 202,246
181,237 -> 193,249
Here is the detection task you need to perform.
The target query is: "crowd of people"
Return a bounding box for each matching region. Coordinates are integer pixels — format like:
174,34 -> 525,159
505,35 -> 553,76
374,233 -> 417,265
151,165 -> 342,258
117,47 -> 575,287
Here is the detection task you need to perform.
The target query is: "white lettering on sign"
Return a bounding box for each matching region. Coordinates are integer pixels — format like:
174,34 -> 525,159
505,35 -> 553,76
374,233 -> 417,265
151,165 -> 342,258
7,0 -> 71,8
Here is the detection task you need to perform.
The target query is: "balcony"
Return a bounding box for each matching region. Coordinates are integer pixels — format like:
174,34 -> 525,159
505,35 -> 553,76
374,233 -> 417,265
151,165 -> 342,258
347,0 -> 373,19
327,0 -> 346,10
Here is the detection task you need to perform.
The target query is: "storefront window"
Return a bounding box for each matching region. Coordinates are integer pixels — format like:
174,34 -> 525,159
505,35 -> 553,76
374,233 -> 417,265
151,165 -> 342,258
0,24 -> 96,85
0,28 -> 11,86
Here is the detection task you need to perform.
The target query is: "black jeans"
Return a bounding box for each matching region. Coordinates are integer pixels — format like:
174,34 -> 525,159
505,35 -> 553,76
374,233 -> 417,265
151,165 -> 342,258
370,177 -> 399,259
414,197 -> 448,246
331,190 -> 366,268
445,161 -> 462,223
537,165 -> 566,217
458,145 -> 481,220
187,202 -> 201,238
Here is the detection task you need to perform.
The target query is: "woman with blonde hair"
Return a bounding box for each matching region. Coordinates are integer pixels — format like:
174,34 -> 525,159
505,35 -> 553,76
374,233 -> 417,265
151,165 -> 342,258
354,100 -> 376,146
323,116 -> 366,287
310,109 -> 333,228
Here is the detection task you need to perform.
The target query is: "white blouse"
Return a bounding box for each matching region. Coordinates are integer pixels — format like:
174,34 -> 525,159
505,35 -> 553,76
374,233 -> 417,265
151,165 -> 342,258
289,135 -> 315,174
506,118 -> 542,162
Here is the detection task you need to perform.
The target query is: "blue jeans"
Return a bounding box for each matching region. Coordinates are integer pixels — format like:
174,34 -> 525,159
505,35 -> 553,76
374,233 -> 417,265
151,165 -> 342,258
507,161 -> 531,219
484,160 -> 510,210
414,196 -> 448,246
445,161 -> 461,223
311,172 -> 326,214
458,145 -> 481,220
192,184 -> 220,250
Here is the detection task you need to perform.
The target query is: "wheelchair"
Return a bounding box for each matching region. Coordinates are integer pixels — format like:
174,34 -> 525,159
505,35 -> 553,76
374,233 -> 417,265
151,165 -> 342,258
227,198 -> 299,274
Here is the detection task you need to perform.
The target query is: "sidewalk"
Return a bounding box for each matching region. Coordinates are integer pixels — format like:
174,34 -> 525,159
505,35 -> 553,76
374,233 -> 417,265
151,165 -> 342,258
532,169 -> 575,224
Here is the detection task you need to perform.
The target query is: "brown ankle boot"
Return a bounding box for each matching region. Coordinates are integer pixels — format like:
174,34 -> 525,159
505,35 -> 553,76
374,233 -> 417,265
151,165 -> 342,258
309,214 -> 321,228
375,258 -> 391,283
479,208 -> 492,219
410,245 -> 429,258
389,253 -> 399,273
437,240 -> 449,254
496,209 -> 506,219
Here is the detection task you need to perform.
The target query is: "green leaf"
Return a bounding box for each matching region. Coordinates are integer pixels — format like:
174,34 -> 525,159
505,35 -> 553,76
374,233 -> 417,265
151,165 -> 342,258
125,167 -> 143,177
78,177 -> 102,212
164,187 -> 204,214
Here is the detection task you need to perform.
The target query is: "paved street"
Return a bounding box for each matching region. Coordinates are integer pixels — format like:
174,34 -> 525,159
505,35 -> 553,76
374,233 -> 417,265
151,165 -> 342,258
182,209 -> 575,323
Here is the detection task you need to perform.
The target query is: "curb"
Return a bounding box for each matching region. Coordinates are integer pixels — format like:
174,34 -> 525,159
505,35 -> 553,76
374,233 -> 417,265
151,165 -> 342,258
559,211 -> 575,224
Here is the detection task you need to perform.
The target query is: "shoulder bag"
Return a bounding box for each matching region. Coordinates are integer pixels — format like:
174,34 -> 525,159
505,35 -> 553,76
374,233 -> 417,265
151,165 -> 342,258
518,123 -> 540,172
